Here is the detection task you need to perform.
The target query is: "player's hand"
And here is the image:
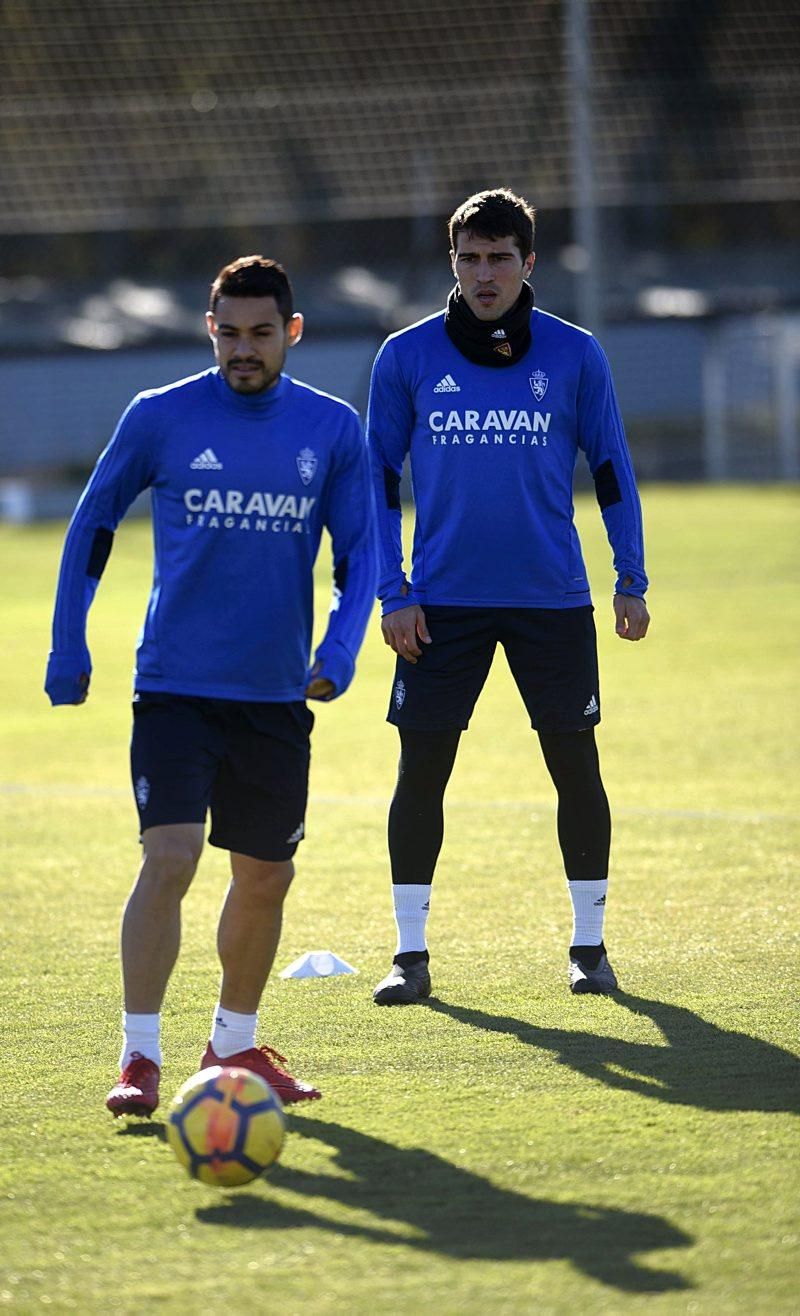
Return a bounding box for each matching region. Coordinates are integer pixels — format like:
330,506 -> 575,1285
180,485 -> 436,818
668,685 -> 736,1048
381,604 -> 431,664
305,663 -> 336,701
45,669 -> 91,705
306,676 -> 335,699
614,594 -> 650,641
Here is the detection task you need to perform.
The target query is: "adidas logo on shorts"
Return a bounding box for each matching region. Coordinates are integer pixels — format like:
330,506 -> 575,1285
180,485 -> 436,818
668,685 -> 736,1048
583,695 -> 599,716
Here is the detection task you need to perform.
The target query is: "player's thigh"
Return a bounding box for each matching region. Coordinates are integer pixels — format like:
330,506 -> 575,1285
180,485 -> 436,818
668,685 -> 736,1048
209,702 -> 313,863
130,693 -> 224,832
387,606 -> 498,731
500,606 -> 601,732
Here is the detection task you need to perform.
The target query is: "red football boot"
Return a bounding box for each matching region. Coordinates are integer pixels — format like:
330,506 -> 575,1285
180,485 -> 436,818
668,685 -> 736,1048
106,1053 -> 160,1117
201,1042 -> 321,1103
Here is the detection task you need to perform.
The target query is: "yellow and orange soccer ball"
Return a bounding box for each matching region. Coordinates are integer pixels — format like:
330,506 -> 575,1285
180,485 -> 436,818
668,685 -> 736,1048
167,1065 -> 285,1188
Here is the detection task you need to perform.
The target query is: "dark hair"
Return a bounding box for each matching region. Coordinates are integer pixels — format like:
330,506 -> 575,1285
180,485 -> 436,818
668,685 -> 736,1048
449,189 -> 536,261
209,255 -> 294,321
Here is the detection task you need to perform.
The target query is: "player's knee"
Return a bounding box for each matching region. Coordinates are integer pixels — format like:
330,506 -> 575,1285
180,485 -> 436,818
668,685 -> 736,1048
538,729 -> 601,789
397,727 -> 461,792
141,829 -> 203,892
233,857 -> 295,905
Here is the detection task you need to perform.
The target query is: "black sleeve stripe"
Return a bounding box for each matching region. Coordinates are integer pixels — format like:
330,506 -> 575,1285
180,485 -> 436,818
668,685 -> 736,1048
87,527 -> 114,580
334,555 -> 349,595
593,459 -> 622,511
383,465 -> 401,511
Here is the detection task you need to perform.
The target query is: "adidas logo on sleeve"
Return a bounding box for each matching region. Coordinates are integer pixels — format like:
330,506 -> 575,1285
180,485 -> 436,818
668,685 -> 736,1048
190,448 -> 223,470
433,375 -> 460,393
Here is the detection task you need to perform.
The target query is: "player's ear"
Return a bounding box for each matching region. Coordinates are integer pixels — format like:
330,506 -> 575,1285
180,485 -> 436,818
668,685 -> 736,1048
205,311 -> 217,342
524,252 -> 536,278
449,249 -> 458,279
286,312 -> 304,348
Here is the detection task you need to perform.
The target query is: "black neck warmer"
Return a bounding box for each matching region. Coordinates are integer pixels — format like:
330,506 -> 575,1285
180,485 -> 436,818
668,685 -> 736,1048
444,282 -> 534,367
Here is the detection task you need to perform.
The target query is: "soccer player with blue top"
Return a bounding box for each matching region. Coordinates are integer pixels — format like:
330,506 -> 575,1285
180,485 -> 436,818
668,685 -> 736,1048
368,189 -> 650,1005
46,256 -> 377,1112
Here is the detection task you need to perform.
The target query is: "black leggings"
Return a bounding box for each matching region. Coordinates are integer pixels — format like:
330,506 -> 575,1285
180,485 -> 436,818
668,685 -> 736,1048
388,727 -> 610,884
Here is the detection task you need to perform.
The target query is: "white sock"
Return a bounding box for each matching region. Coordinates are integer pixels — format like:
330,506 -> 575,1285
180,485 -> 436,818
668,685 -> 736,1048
120,1012 -> 161,1069
393,883 -> 431,956
210,1003 -> 258,1059
567,879 -> 608,946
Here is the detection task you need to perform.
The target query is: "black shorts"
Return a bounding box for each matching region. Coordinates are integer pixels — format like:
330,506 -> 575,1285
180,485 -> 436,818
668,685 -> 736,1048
130,693 -> 313,861
387,606 -> 600,733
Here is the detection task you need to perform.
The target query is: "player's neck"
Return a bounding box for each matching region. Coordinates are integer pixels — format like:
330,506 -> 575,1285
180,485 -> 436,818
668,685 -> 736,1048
444,283 -> 534,367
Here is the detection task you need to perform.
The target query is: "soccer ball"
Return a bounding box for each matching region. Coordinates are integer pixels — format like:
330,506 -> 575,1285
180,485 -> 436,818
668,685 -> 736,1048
166,1065 -> 285,1188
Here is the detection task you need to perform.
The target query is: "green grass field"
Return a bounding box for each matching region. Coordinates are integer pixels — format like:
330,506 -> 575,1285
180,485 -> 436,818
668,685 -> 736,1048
1,485 -> 798,1313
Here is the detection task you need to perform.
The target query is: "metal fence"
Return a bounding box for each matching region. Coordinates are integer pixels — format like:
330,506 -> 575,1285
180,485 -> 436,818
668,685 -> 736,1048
1,0 -> 797,234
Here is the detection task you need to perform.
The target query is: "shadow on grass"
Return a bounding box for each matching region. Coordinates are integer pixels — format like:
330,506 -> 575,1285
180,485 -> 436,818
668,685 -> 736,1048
427,994 -> 800,1113
114,1119 -> 167,1141
196,1116 -> 691,1293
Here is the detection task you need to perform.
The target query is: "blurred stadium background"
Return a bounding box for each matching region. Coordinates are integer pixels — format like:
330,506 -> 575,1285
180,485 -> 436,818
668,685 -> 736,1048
1,0 -> 798,519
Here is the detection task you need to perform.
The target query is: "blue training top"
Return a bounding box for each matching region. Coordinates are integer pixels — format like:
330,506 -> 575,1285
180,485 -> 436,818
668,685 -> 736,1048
46,367 -> 377,705
367,307 -> 647,615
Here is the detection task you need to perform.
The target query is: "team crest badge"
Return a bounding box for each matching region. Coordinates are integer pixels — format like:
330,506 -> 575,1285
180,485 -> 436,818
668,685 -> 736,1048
529,370 -> 549,401
296,448 -> 318,485
394,679 -> 406,710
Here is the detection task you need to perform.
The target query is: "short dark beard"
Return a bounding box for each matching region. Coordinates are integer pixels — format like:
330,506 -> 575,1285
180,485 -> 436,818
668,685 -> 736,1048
222,359 -> 283,394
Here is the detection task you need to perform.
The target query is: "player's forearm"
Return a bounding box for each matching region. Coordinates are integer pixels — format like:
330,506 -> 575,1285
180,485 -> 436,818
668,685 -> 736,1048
50,509 -> 111,649
601,499 -> 648,596
338,534 -> 379,641
46,514 -> 106,703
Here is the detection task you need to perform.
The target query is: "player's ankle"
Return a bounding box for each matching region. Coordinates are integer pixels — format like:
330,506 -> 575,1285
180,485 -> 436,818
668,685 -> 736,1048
569,941 -> 605,969
394,949 -> 430,967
